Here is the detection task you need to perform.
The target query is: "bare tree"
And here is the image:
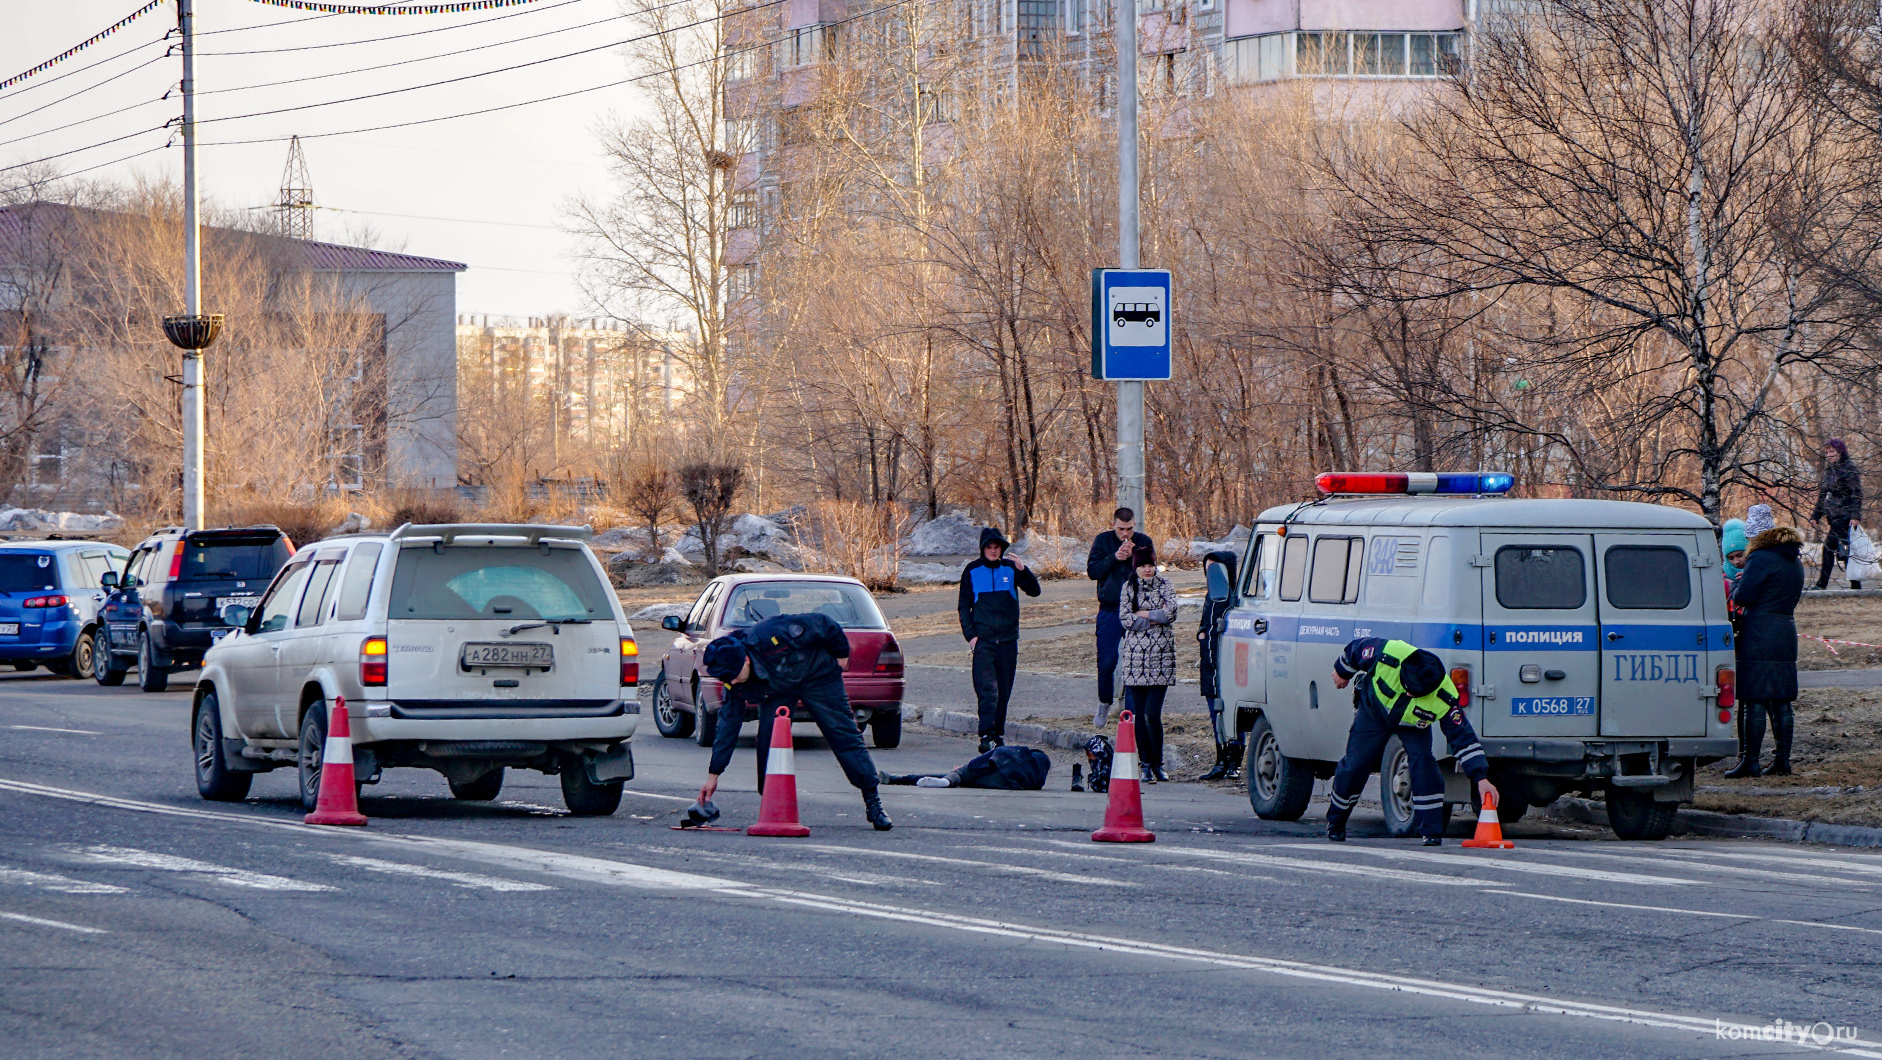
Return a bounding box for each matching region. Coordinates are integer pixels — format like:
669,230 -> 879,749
621,460 -> 678,556
679,460 -> 743,572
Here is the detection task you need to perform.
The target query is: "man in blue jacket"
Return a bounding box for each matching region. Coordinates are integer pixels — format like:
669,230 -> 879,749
958,527 -> 1042,753
696,611 -> 892,830
1326,637 -> 1497,846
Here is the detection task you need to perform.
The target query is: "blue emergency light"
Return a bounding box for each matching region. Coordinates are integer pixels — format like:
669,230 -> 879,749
1315,471 -> 1515,496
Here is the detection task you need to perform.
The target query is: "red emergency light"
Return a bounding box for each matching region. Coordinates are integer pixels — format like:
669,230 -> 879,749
1315,472 -> 1515,496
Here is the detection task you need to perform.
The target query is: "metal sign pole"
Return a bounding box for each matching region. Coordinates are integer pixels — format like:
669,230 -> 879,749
1115,0 -> 1144,527
180,0 -> 204,531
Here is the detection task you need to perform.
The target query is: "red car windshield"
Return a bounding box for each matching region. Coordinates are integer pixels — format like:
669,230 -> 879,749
720,581 -> 885,630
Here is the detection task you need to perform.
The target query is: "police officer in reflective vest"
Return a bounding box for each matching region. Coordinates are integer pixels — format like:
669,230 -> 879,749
1326,638 -> 1497,846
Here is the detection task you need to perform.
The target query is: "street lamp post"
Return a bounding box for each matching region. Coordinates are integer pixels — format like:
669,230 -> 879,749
161,0 -> 219,531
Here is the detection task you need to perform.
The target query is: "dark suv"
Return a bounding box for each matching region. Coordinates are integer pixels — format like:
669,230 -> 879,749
98,526 -> 293,692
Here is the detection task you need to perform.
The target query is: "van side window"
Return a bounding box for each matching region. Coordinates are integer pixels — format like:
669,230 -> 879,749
333,543 -> 383,621
1494,546 -> 1586,609
1604,546 -> 1691,609
1308,537 -> 1364,604
1278,536 -> 1309,601
1246,533 -> 1280,599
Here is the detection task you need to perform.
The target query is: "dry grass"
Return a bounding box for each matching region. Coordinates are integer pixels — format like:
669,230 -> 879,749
1795,595 -> 1882,670
792,500 -> 906,590
1694,687 -> 1882,826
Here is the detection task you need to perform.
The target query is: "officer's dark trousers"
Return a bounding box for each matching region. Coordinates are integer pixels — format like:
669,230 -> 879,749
1327,703 -> 1447,838
745,673 -> 880,794
1095,609 -> 1122,705
973,638 -> 1019,739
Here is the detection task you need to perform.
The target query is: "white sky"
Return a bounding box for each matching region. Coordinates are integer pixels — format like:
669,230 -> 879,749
0,0 -> 650,318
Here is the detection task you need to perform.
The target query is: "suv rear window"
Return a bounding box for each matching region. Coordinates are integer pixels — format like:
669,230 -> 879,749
388,546 -> 611,621
1604,546 -> 1692,609
0,553 -> 58,593
178,536 -> 291,582
722,581 -> 886,629
1495,546 -> 1586,609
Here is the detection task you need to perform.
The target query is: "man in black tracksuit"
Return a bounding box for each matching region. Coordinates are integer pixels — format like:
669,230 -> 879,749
697,612 -> 892,830
1086,507 -> 1153,728
958,527 -> 1041,752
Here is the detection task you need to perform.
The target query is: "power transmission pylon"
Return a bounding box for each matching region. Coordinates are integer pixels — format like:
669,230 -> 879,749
274,135 -> 316,241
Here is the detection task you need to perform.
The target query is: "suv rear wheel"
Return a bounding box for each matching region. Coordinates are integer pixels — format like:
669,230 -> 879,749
137,630 -> 168,693
69,629 -> 97,681
193,691 -> 252,801
559,756 -> 622,816
449,769 -> 504,801
298,706 -> 328,813
93,636 -> 127,686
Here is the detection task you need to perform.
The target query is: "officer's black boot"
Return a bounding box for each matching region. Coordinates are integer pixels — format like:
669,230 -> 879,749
1422,836 -> 1443,847
863,789 -> 893,831
1326,811 -> 1349,843
1224,740 -> 1244,781
1199,744 -> 1231,782
1769,702 -> 1795,775
1070,763 -> 1084,792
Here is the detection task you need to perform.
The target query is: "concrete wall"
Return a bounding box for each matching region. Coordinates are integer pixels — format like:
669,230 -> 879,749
337,270 -> 459,491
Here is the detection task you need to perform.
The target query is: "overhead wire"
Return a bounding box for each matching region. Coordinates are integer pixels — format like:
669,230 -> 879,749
196,0 -> 588,55
0,50 -> 172,132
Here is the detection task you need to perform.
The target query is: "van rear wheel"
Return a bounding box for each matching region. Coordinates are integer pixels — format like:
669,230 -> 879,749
1379,736 -> 1453,838
1605,784 -> 1677,840
1246,715 -> 1313,820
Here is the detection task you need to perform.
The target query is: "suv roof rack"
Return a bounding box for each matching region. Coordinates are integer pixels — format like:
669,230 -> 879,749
388,522 -> 594,545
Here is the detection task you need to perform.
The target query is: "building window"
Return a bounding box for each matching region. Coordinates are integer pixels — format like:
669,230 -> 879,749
1223,32 -> 1289,83
1296,32 -> 1349,76
777,24 -> 837,67
917,82 -> 954,124
1409,33 -> 1461,76
1354,33 -> 1405,75
728,190 -> 757,229
727,264 -> 757,303
1066,0 -> 1083,34
726,40 -> 760,81
331,425 -> 365,491
1275,30 -> 1460,79
724,117 -> 758,154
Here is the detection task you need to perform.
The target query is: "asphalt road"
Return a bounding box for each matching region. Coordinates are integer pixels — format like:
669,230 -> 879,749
4,669 -> 1881,1059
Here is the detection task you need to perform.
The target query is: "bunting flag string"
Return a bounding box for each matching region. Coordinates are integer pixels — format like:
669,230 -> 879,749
246,0 -> 542,12
0,0 -> 167,93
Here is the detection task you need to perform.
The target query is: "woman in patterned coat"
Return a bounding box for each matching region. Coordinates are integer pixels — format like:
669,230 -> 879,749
1119,544 -> 1178,783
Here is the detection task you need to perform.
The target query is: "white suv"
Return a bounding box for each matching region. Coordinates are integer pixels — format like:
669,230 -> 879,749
191,523 -> 640,816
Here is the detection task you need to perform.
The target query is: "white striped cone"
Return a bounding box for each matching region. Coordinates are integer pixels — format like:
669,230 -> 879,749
305,695 -> 367,826
748,706 -> 810,837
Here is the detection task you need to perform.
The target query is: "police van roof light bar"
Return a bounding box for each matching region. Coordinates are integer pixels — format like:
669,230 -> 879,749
1315,472 -> 1514,496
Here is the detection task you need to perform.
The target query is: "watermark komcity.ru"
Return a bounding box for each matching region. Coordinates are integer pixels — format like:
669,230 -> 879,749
1716,1020 -> 1861,1045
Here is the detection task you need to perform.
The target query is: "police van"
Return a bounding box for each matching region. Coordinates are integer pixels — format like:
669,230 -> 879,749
1208,472 -> 1737,840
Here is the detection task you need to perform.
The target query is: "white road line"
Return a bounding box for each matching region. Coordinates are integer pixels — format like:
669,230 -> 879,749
801,844 -> 1137,887
1663,850 -> 1882,876
79,846 -> 333,892
969,845 -> 1144,864
0,867 -> 127,894
1273,844 -> 1697,886
1540,849 -> 1874,888
1773,920 -> 1882,937
677,850 -> 936,888
1148,864 -> 1283,882
6,777 -> 1882,1055
8,725 -> 101,735
1047,839 -> 1481,887
0,911 -> 106,934
323,854 -> 554,892
1488,891 -> 1882,937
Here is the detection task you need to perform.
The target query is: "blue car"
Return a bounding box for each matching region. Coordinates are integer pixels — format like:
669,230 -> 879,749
0,541 -> 132,677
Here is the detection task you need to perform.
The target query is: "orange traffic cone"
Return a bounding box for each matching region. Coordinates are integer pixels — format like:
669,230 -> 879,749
747,706 -> 810,837
1092,709 -> 1155,843
1461,788 -> 1514,848
304,695 -> 368,826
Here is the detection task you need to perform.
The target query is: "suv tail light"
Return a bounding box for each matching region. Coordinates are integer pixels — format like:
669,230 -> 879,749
620,638 -> 640,686
360,636 -> 388,686
876,637 -> 904,674
1449,667 -> 1471,709
23,595 -> 69,609
169,541 -> 185,579
1716,666 -> 1735,718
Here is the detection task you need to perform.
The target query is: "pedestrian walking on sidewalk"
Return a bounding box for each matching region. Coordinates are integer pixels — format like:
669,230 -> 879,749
1086,507 -> 1152,729
1727,524 -> 1805,778
1811,439 -> 1863,590
697,612 -> 893,830
1119,545 -> 1178,784
958,527 -> 1041,753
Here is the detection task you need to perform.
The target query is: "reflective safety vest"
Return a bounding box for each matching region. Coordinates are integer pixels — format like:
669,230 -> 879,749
1370,640 -> 1460,729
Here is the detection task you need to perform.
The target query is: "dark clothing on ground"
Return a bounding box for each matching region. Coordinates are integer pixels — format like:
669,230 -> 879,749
1732,528 -> 1805,702
881,746 -> 1052,790
1326,637 -> 1490,839
972,638 -> 1019,740
704,612 -> 876,793
1126,685 -> 1167,771
1095,609 -> 1123,706
1812,458 -> 1863,524
1086,529 -> 1155,611
957,529 -> 1041,643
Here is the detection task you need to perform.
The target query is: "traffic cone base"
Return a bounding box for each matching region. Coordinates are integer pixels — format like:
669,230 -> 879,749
1092,709 -> 1155,843
305,695 -> 367,826
1461,789 -> 1514,848
748,706 -> 811,837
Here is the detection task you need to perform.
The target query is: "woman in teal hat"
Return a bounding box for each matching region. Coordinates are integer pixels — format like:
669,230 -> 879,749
1721,517 -> 1749,754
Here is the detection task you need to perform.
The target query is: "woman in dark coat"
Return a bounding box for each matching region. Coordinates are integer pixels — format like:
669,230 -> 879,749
1727,525 -> 1805,777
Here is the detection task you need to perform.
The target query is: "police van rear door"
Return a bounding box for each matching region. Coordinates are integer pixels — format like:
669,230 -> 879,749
1221,529 -> 1281,711
1594,533 -> 1709,737
1479,534 -> 1600,738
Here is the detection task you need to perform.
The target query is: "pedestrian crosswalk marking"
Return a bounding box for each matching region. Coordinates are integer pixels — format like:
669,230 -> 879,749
1662,850 -> 1882,876
1045,839 -> 1479,886
0,911 -> 106,934
1541,849 -> 1873,888
803,844 -> 1138,887
680,850 -> 936,888
78,846 -> 333,892
0,867 -> 127,894
324,853 -> 553,892
1275,846 -> 1698,886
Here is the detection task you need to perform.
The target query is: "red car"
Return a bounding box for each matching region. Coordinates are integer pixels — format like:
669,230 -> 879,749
652,574 -> 905,748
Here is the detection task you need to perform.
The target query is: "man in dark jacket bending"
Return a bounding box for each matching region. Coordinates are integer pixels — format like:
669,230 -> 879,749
696,612 -> 892,830
958,527 -> 1041,752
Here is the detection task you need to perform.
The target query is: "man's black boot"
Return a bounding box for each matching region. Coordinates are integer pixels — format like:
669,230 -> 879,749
1225,742 -> 1244,781
978,736 -> 992,754
1422,836 -> 1443,847
863,789 -> 893,831
1199,746 -> 1231,782
1071,763 -> 1085,792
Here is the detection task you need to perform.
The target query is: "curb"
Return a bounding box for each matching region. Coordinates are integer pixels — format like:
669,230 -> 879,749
903,704 -> 1095,751
1549,796 -> 1882,848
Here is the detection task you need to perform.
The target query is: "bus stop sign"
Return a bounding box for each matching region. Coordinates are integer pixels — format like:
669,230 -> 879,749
1091,268 -> 1172,380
